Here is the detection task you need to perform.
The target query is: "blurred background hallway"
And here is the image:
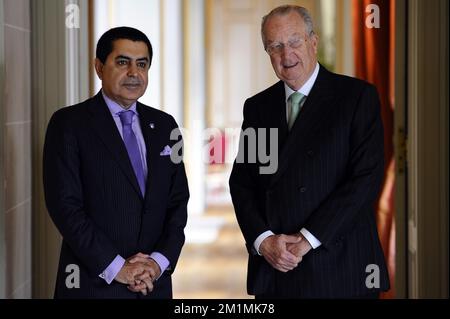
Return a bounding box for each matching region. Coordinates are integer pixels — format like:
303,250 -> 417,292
173,205 -> 250,299
0,0 -> 448,299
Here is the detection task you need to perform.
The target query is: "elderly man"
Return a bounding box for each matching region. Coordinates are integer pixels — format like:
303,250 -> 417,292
230,5 -> 389,298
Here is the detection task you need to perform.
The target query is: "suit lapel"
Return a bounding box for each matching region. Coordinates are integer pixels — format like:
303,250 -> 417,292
265,81 -> 289,148
256,82 -> 287,186
269,66 -> 336,187
86,93 -> 142,197
137,103 -> 160,202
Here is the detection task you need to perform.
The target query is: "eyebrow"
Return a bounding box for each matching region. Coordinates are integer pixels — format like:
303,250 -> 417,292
268,33 -> 304,43
115,55 -> 149,63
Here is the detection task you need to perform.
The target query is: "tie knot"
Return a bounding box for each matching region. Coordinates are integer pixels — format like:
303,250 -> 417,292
289,92 -> 304,107
119,110 -> 134,126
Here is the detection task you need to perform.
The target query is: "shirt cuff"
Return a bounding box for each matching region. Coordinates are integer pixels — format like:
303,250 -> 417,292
149,252 -> 170,280
254,230 -> 275,256
99,255 -> 125,284
300,228 -> 322,249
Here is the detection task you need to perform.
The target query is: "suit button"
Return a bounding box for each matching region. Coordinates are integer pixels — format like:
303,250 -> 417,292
307,150 -> 314,157
335,236 -> 344,245
300,187 -> 307,193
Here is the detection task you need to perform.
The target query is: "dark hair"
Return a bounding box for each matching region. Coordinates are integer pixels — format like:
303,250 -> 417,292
96,26 -> 153,64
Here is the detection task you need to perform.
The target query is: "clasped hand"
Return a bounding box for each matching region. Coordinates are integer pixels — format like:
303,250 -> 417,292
114,252 -> 161,296
259,233 -> 312,272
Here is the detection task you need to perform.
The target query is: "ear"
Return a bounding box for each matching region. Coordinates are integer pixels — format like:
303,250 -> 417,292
94,58 -> 104,80
310,34 -> 319,54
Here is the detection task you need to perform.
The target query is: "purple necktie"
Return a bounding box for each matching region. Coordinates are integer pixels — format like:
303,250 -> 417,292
119,110 -> 146,196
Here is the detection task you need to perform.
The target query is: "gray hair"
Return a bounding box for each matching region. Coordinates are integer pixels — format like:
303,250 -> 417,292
261,5 -> 315,48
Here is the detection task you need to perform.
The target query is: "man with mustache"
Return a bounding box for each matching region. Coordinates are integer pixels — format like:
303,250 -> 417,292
43,27 -> 189,298
229,5 -> 389,298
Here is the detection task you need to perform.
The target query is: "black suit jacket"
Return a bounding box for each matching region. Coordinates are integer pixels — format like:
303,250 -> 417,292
43,92 -> 189,298
229,66 -> 389,298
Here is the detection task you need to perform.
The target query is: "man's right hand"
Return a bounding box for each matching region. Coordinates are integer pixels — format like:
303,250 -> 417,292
259,234 -> 302,272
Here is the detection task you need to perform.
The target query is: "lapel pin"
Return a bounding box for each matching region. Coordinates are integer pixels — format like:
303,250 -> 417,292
149,123 -> 155,129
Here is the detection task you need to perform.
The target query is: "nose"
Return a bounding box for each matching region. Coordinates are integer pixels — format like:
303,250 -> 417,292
127,64 -> 138,77
280,44 -> 294,58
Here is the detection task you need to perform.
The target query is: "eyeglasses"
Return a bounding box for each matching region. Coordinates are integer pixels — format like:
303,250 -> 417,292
265,36 -> 307,56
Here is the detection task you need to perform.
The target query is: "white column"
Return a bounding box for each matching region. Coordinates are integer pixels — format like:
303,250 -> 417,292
184,0 -> 206,216
161,0 -> 183,125
93,0 -> 162,108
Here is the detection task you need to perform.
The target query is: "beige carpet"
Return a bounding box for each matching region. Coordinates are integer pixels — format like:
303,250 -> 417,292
172,206 -> 251,299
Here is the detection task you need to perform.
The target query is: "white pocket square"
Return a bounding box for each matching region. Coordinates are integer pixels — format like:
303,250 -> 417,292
160,145 -> 172,156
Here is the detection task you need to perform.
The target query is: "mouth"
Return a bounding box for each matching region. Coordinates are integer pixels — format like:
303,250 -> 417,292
283,62 -> 299,69
122,83 -> 142,89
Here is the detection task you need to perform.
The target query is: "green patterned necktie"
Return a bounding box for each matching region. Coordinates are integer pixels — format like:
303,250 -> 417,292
288,92 -> 305,130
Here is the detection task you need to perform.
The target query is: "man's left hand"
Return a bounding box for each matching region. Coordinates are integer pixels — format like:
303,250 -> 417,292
126,253 -> 162,295
287,233 -> 312,260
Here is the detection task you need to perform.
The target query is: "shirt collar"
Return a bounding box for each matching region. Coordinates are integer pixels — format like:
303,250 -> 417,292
284,62 -> 320,102
102,90 -> 138,117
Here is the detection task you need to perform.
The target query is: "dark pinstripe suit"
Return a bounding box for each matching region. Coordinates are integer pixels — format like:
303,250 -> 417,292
229,66 -> 389,298
43,92 -> 189,298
